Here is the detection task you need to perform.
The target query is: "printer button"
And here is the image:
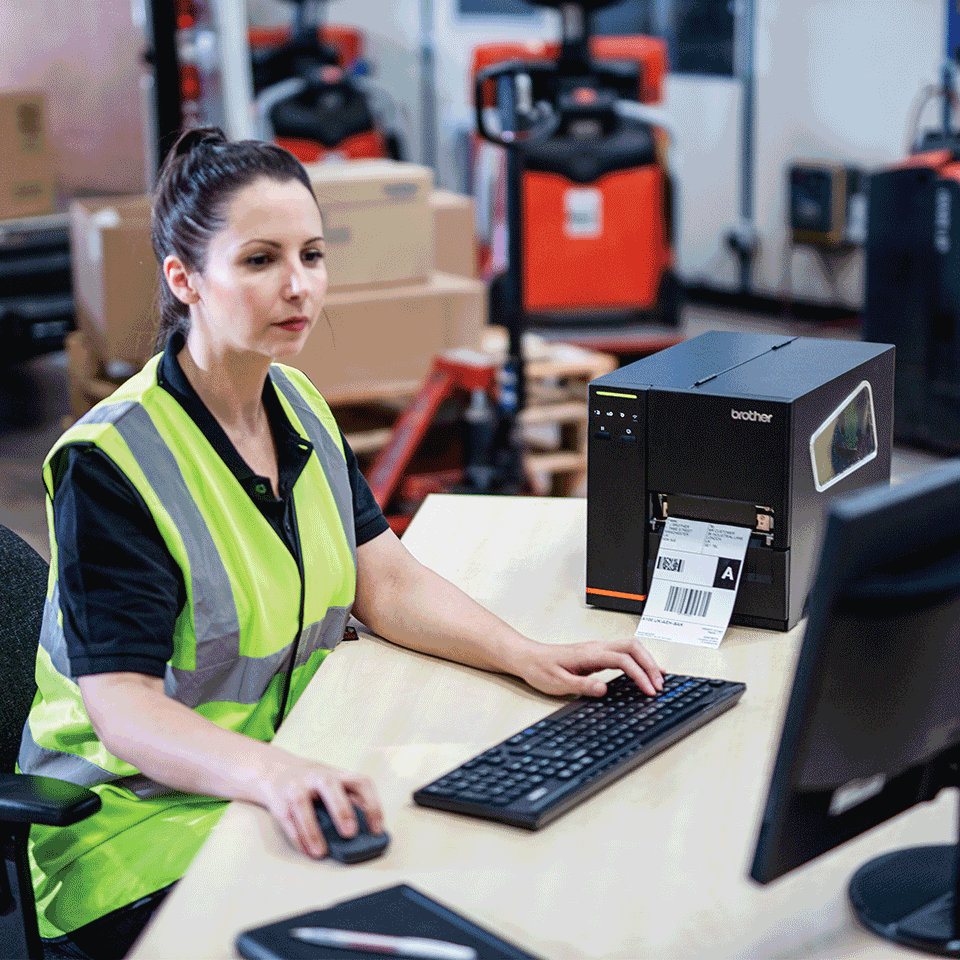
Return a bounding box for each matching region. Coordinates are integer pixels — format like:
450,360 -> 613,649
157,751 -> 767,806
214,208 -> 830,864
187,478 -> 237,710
618,434 -> 638,442
593,430 -> 612,440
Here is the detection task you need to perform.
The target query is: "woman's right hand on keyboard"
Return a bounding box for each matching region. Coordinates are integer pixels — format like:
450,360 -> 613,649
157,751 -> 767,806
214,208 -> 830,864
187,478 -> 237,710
515,637 -> 665,698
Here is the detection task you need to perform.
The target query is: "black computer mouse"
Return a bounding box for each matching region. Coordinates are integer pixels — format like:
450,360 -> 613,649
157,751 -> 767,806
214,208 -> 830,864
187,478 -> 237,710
312,798 -> 390,863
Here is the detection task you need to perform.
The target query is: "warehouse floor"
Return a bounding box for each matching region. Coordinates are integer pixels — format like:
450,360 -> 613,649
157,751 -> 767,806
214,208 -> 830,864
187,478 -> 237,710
0,305 -> 945,561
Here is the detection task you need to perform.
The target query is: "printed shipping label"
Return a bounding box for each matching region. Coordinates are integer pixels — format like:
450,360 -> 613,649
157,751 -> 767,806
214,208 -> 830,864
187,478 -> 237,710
635,517 -> 751,649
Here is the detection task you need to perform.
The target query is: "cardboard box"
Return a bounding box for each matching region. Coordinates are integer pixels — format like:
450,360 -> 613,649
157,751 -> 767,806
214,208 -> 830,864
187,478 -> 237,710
288,272 -> 486,403
304,160 -> 435,290
69,195 -> 158,366
0,91 -> 56,220
430,190 -> 477,278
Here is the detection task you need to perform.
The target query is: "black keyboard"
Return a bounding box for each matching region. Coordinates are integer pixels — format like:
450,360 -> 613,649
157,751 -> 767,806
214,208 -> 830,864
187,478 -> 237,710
413,672 -> 746,830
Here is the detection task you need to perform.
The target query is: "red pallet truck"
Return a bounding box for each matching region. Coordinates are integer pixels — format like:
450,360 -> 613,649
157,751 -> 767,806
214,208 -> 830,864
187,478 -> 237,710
250,0 -> 404,163
365,1 -> 683,529
472,2 -> 680,334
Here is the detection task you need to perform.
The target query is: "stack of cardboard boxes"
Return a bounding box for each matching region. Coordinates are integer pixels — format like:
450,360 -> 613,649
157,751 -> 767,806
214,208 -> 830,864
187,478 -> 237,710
69,195 -> 156,372
293,161 -> 482,402
65,160 -> 483,415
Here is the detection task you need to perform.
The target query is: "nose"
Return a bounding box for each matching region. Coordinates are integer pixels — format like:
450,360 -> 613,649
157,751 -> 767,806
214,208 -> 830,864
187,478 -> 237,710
283,259 -> 308,300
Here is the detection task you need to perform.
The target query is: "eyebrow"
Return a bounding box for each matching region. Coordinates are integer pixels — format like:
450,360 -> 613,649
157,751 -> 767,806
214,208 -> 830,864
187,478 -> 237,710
240,236 -> 324,249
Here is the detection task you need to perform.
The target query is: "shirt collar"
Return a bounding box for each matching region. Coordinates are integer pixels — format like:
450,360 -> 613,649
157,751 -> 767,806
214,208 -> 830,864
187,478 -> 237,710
155,331 -> 314,501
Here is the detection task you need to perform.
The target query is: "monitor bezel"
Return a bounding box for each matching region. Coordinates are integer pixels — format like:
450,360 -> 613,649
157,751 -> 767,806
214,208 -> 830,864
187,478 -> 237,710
750,460 -> 960,886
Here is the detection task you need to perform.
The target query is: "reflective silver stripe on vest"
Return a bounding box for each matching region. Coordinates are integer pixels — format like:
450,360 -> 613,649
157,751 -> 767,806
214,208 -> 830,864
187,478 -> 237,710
75,399 -> 137,426
19,721 -> 173,796
19,579 -> 125,785
168,606 -> 350,707
38,583 -> 71,678
112,404 -> 243,679
19,722 -> 119,786
271,368 -> 357,560
295,606 -> 351,669
41,401 -> 139,499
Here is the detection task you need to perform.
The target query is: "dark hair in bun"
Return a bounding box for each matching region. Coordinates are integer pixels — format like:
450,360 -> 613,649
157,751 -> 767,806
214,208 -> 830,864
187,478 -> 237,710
151,126 -> 318,351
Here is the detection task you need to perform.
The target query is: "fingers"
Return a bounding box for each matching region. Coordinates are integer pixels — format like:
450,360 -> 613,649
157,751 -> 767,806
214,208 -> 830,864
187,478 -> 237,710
341,772 -> 386,835
288,790 -> 327,859
546,640 -> 664,698
614,638 -> 664,693
569,673 -> 608,698
597,651 -> 658,696
316,779 -> 359,839
267,766 -> 384,859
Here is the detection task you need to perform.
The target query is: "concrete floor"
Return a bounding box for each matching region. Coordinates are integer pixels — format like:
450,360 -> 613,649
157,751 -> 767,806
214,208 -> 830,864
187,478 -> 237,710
0,305 -> 947,561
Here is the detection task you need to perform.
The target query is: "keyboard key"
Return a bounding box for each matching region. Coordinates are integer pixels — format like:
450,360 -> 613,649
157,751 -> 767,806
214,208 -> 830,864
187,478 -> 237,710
457,790 -> 491,803
529,747 -> 565,759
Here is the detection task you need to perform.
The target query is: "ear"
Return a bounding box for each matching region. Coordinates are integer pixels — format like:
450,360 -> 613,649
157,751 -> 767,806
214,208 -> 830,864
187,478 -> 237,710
162,254 -> 200,306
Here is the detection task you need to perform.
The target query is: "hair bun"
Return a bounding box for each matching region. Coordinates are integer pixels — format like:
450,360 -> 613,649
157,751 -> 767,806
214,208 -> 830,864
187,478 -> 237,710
172,126 -> 228,157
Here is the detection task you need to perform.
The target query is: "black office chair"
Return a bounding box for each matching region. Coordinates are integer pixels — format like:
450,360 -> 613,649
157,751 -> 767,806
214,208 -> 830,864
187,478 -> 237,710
0,524 -> 101,960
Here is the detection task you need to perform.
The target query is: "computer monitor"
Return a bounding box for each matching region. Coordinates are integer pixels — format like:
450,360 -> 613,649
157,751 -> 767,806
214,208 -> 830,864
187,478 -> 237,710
750,459 -> 960,955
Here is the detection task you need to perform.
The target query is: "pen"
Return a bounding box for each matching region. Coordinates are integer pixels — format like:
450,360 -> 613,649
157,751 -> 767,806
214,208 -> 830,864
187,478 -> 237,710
288,926 -> 478,960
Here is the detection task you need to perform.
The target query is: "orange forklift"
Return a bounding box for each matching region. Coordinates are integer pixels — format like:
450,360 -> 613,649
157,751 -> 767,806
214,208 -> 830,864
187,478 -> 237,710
472,2 -> 678,336
364,2 -> 680,529
249,0 -> 404,163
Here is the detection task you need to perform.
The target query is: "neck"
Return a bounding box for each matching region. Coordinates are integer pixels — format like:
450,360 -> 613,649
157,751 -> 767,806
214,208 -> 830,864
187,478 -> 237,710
178,332 -> 272,436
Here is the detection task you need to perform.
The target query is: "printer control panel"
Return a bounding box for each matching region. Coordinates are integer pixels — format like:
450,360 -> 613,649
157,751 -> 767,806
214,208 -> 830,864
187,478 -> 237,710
591,393 -> 641,443
586,388 -> 646,613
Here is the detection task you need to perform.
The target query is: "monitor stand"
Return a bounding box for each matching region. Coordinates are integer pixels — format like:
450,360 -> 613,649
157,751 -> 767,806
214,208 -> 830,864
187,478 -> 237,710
850,840 -> 960,956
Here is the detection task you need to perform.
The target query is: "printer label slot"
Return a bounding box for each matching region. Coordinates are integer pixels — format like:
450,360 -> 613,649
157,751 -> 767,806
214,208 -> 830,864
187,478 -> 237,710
653,491 -> 774,536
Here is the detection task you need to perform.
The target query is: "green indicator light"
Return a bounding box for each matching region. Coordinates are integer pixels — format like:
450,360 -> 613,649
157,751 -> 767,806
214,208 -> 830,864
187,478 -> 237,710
596,391 -> 638,399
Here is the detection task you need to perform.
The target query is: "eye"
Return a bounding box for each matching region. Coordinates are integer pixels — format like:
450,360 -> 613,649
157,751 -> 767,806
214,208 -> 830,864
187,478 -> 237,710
303,248 -> 324,264
246,253 -> 272,267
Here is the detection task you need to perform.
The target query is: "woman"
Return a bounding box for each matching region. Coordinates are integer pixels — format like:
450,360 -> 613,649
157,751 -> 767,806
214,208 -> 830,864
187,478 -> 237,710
20,128 -> 663,959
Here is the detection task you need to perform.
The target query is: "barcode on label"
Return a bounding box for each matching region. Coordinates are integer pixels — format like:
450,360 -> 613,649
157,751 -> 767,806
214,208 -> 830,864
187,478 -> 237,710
665,585 -> 711,618
657,556 -> 684,572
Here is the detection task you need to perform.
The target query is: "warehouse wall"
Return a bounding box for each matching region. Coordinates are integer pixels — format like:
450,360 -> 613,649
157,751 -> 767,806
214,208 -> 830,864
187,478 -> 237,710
0,0 -> 147,197
252,0 -> 946,309
3,0 -> 938,306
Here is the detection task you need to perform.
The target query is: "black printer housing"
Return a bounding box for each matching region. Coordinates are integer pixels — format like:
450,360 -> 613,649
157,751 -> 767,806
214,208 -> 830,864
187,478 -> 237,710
586,332 -> 895,631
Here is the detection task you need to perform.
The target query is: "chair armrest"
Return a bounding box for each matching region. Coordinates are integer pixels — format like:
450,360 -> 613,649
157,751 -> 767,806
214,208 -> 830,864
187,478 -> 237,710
0,773 -> 101,827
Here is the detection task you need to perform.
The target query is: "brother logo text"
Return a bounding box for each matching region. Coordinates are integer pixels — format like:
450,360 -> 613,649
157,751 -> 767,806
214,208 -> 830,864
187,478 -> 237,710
731,409 -> 773,423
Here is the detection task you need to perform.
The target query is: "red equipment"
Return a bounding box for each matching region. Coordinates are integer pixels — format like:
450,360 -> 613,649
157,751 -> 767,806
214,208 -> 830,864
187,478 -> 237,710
471,32 -> 677,327
249,3 -> 402,164
365,353 -> 501,533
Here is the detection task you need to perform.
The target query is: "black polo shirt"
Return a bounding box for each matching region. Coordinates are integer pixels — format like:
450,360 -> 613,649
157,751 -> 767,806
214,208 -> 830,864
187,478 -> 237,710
50,332 -> 389,680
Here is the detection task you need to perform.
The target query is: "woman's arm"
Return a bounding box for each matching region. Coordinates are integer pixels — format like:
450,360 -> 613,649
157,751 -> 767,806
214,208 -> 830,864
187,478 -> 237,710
352,528 -> 664,697
77,672 -> 384,857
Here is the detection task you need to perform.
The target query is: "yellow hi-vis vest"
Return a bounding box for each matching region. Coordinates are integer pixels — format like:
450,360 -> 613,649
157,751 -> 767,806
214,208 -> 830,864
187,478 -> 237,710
19,356 -> 357,938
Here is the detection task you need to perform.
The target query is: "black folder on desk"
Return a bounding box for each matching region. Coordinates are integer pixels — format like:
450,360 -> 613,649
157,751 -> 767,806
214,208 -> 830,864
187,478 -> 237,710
235,883 -> 542,960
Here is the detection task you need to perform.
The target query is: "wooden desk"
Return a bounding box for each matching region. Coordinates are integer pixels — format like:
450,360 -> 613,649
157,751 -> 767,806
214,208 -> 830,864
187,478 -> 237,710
130,496 -> 951,960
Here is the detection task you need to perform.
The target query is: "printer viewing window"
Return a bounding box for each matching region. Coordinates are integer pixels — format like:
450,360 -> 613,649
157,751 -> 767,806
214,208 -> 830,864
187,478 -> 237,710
809,381 -> 877,493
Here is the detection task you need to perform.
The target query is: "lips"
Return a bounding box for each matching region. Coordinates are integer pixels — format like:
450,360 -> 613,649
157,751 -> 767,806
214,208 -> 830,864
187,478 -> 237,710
275,316 -> 308,331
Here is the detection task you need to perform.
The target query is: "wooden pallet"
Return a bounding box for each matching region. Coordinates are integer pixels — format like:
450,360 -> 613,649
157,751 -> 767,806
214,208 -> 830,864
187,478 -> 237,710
335,327 -> 616,498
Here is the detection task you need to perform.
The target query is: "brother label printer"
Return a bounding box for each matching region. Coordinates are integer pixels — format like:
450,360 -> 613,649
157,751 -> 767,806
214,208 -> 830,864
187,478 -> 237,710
586,332 -> 894,631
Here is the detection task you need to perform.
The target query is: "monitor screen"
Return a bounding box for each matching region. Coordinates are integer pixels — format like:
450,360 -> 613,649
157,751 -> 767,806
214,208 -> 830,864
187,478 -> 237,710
750,460 -> 960,954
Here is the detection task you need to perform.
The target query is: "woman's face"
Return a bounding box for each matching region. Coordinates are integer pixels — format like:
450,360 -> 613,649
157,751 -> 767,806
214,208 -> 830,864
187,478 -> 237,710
191,176 -> 327,361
